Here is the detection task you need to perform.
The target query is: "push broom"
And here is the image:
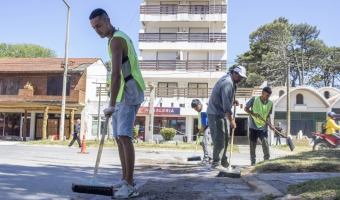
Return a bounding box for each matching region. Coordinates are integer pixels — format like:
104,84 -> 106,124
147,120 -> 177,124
72,116 -> 115,196
218,103 -> 241,178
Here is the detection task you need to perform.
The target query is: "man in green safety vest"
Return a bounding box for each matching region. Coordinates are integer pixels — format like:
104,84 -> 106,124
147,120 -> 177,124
90,8 -> 145,199
244,87 -> 275,166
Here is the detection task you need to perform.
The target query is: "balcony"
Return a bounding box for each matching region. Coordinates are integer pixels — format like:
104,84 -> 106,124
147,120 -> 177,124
140,4 -> 227,14
0,90 -> 86,107
140,4 -> 226,22
156,88 -> 211,98
143,88 -> 262,99
139,33 -> 226,43
139,60 -> 226,71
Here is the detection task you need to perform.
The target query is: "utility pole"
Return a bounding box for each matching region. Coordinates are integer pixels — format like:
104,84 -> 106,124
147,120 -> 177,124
94,82 -> 107,140
59,0 -> 70,141
286,63 -> 291,136
148,82 -> 155,143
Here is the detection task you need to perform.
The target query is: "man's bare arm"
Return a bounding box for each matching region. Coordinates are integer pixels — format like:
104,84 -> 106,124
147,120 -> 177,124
109,38 -> 124,107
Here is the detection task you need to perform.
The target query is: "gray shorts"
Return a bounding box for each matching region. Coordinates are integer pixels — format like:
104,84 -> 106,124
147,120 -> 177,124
112,103 -> 140,139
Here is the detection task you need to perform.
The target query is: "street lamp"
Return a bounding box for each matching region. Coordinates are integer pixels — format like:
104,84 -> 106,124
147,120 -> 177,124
59,0 -> 70,140
286,63 -> 291,136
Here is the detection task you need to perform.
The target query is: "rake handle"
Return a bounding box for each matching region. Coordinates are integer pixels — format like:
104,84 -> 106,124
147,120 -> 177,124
257,115 -> 287,138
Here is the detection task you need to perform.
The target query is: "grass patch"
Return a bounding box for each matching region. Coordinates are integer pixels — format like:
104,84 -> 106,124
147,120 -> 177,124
272,144 -> 312,153
288,176 -> 340,200
254,149 -> 340,173
254,149 -> 340,199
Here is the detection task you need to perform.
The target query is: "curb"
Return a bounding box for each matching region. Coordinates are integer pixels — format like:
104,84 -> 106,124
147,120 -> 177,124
240,166 -> 284,198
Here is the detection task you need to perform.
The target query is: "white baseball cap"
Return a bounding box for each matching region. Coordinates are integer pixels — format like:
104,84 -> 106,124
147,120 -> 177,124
233,66 -> 247,78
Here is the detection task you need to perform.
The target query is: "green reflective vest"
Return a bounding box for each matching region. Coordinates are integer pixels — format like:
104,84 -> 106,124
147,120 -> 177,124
108,31 -> 146,102
251,96 -> 273,128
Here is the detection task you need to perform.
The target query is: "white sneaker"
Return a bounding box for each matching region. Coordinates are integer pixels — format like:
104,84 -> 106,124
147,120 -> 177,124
113,179 -> 135,190
112,179 -> 125,189
113,181 -> 139,199
197,160 -> 210,166
210,164 -> 229,173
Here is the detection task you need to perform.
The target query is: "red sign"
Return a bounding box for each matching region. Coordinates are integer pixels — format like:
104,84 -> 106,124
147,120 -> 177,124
138,107 -> 180,115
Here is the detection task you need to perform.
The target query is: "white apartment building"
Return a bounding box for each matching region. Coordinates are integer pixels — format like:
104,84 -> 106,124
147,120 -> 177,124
137,0 -> 227,142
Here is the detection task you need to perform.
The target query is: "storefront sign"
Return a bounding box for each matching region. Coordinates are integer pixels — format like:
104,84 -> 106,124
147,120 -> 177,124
138,107 -> 180,115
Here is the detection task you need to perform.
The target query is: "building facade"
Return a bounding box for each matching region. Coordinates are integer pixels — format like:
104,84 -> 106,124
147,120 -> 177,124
0,58 -> 107,141
138,0 -> 227,142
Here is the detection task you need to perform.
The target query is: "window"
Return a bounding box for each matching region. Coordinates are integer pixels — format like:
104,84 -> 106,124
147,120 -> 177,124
296,94 -> 304,104
153,117 -> 186,135
47,77 -> 70,96
188,83 -> 208,98
157,82 -> 177,97
189,2 -> 209,14
160,4 -> 178,14
324,91 -> 330,99
91,116 -> 106,137
279,90 -> 285,97
0,77 -> 21,95
189,5 -> 209,14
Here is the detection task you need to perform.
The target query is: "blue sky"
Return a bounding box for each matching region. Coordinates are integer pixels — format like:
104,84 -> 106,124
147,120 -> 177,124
1,0 -> 340,68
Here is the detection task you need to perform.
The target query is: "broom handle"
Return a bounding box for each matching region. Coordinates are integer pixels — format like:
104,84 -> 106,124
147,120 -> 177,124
93,116 -> 109,179
229,103 -> 237,167
257,116 -> 287,138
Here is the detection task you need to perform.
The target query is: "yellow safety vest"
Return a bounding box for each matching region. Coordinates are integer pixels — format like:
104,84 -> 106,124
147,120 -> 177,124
108,31 -> 146,102
251,96 -> 273,128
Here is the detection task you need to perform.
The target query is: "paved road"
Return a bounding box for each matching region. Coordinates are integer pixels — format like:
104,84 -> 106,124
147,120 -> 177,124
0,141 -> 338,200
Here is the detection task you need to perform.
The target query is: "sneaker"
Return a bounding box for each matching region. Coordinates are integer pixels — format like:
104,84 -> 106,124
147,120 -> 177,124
210,164 -> 229,173
112,179 -> 125,190
113,181 -> 139,199
197,160 -> 210,166
113,179 -> 135,190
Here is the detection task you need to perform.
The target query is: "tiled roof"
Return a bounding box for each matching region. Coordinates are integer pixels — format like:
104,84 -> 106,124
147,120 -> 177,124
0,58 -> 101,73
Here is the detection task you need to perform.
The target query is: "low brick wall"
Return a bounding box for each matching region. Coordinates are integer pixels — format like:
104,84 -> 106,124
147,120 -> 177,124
291,138 -> 310,147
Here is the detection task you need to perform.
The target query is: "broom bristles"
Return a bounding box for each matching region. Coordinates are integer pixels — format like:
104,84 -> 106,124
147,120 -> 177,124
72,183 -> 114,196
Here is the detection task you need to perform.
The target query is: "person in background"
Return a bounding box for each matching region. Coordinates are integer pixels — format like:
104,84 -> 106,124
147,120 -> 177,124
90,8 -> 145,199
191,99 -> 212,166
244,87 -> 275,166
325,112 -> 340,143
275,122 -> 282,145
207,66 -> 247,172
68,119 -> 82,148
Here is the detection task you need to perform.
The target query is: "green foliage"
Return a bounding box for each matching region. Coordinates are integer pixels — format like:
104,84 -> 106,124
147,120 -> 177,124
236,17 -> 340,88
160,128 -> 176,141
0,43 -> 56,58
133,126 -> 138,138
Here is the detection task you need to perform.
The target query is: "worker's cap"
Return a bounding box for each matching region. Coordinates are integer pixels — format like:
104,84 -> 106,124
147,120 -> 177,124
233,66 -> 247,78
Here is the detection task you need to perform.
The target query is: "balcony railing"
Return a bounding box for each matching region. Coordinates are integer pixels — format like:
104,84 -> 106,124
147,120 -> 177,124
139,60 -> 226,71
140,4 -> 227,15
143,87 -> 262,99
139,33 -> 226,43
0,90 -> 85,105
